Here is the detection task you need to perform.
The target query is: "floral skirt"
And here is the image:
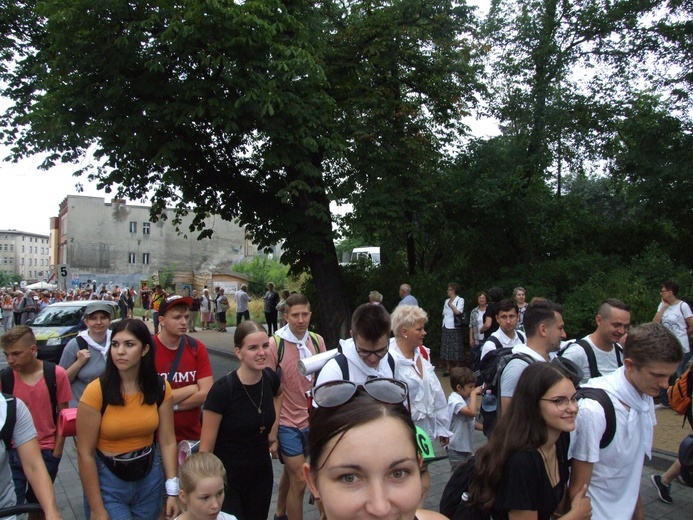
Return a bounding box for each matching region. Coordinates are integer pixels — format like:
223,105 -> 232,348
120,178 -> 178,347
440,327 -> 468,365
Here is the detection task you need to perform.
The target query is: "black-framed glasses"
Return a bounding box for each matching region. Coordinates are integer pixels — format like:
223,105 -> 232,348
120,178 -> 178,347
312,378 -> 409,409
540,396 -> 579,411
354,341 -> 389,359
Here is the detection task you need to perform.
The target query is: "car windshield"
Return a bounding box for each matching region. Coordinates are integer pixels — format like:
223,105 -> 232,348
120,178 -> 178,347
31,306 -> 84,327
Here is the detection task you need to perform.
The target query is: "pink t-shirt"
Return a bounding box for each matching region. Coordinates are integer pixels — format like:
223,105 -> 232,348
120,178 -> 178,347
154,335 -> 213,443
267,333 -> 325,429
2,365 -> 72,450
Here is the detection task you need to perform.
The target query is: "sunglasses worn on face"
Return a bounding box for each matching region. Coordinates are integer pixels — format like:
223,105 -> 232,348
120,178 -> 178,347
312,378 -> 409,408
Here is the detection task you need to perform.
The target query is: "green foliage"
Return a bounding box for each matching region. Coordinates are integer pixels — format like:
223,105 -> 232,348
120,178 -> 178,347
232,257 -> 300,295
0,272 -> 22,287
158,265 -> 176,293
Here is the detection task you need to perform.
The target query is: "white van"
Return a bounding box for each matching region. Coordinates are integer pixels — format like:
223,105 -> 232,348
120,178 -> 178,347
350,247 -> 381,264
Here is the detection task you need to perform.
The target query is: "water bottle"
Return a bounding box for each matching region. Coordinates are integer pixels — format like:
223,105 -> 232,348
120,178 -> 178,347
481,389 -> 497,412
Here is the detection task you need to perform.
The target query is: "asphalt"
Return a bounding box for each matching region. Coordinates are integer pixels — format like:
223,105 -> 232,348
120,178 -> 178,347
44,327 -> 693,519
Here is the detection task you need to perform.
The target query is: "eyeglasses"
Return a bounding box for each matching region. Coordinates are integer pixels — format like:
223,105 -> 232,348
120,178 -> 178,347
312,378 -> 409,408
540,396 -> 579,411
354,341 -> 389,359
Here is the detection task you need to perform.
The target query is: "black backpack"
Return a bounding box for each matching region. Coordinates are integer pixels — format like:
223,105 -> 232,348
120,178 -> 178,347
439,456 -> 488,520
0,394 -> 17,451
558,339 -> 623,379
0,362 -> 59,425
574,387 -> 617,449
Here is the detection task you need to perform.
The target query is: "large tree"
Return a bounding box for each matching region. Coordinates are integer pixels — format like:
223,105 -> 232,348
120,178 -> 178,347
1,0 -> 478,344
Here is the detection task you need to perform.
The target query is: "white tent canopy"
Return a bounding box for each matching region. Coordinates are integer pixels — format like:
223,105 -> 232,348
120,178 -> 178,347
24,281 -> 57,290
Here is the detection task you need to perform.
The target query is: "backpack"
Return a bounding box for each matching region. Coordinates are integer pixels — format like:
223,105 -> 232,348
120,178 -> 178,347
274,332 -> 322,363
439,456 -> 488,520
0,362 -> 59,425
557,339 -> 623,379
477,341 -> 530,394
574,387 -> 617,449
76,336 -> 89,350
0,394 -> 17,451
668,368 -> 692,429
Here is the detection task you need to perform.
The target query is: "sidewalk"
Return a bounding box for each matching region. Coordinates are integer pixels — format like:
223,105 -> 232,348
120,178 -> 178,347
51,326 -> 692,519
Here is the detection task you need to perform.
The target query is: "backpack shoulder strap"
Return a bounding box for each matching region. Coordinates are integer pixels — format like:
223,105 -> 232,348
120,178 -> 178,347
1,394 -> 16,451
100,377 -> 108,415
576,387 -> 616,449
274,334 -> 284,363
76,336 -> 89,350
0,368 -> 14,395
43,361 -> 58,425
387,353 -> 396,375
575,339 -> 600,379
308,332 -> 323,353
418,345 -> 429,361
185,335 -> 198,356
613,342 -> 624,367
335,353 -> 350,381
517,331 -> 526,343
488,336 -> 503,350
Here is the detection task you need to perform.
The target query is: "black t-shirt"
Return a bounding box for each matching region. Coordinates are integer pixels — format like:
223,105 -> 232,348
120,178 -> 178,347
492,433 -> 570,520
204,368 -> 280,461
483,302 -> 499,340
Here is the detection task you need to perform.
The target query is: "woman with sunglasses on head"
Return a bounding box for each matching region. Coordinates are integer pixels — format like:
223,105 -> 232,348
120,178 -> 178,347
76,318 -> 179,520
199,321 -> 282,520
468,363 -> 591,520
389,305 -> 452,444
305,378 -> 447,520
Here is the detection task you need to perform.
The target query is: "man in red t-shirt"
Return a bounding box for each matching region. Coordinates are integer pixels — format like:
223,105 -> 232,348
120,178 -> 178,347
0,326 -> 72,513
154,294 -> 213,443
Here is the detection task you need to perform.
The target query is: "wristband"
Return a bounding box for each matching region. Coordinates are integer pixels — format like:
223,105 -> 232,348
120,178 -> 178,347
165,477 -> 179,496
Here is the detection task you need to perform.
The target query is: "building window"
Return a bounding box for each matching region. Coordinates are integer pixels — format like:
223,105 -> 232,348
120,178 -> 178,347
10,245 -> 13,252
143,222 -> 150,235
129,222 -> 137,233
9,258 -> 12,264
21,245 -> 24,253
40,259 -> 43,266
20,258 -> 24,266
142,253 -> 150,264
3,245 -> 6,251
128,253 -> 136,264
2,258 -> 6,264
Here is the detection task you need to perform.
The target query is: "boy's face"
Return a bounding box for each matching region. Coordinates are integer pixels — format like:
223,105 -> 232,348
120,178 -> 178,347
458,382 -> 476,398
352,333 -> 390,368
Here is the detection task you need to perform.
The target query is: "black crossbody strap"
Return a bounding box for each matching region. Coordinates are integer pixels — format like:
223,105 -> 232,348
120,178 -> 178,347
167,335 -> 188,382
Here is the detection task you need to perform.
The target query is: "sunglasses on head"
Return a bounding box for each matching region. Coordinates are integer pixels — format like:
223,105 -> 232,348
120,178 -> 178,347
312,378 -> 409,409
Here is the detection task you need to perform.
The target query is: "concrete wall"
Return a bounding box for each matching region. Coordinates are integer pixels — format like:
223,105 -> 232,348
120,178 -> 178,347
60,196 -> 251,277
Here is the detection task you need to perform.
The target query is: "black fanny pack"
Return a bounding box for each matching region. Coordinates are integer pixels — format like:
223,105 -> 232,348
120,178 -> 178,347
96,444 -> 155,482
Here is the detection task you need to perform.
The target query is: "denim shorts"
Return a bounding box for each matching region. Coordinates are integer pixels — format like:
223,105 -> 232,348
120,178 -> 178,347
10,449 -> 61,504
84,450 -> 164,520
277,425 -> 309,458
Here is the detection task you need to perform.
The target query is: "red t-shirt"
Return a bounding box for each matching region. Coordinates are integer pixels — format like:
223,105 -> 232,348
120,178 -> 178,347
2,364 -> 72,450
154,335 -> 213,442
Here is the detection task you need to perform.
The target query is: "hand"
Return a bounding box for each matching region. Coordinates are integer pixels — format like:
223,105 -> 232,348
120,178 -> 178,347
570,484 -> 592,520
439,436 -> 450,446
269,439 -> 279,459
474,385 -> 484,395
165,496 -> 180,520
76,349 -> 91,366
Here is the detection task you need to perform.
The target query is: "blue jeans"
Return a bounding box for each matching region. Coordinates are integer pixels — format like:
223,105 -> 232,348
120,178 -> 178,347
84,451 -> 164,520
10,449 -> 61,504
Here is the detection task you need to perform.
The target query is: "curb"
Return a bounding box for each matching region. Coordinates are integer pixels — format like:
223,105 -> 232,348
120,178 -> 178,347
648,448 -> 679,471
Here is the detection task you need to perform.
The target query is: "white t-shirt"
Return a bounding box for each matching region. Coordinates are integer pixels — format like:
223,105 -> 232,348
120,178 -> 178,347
569,394 -> 650,519
480,328 -> 526,360
447,392 -> 474,453
658,301 -> 692,353
442,296 -> 465,329
499,345 -> 549,398
560,336 -> 621,384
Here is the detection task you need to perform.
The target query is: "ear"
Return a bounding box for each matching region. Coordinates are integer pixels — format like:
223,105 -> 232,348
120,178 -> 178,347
303,462 -> 320,500
623,358 -> 635,371
178,489 -> 188,507
142,344 -> 150,358
418,454 -> 424,470
349,329 -> 354,339
235,346 -> 242,360
595,314 -> 603,327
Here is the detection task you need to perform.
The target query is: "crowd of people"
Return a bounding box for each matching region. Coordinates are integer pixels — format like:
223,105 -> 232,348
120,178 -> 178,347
0,279 -> 691,520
